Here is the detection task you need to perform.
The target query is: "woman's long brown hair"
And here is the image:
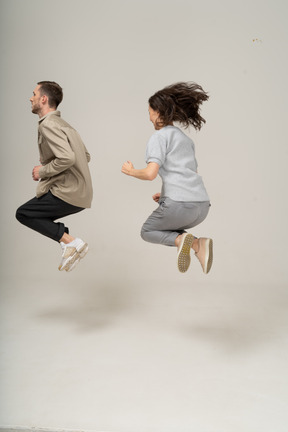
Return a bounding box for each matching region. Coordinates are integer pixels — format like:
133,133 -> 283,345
148,82 -> 209,130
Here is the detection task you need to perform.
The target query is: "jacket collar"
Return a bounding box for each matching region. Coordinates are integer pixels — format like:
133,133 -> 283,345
38,110 -> 61,124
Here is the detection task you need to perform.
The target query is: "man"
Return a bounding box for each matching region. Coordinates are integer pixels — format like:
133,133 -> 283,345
16,81 -> 93,272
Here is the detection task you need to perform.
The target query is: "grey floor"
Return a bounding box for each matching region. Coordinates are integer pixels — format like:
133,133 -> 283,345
1,253 -> 288,432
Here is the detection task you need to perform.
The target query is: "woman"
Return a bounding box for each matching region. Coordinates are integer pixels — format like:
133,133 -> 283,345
121,82 -> 213,274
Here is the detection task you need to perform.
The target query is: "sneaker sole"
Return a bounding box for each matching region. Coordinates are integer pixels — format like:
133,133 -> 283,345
177,234 -> 193,273
65,244 -> 89,272
58,249 -> 79,271
78,243 -> 89,258
65,254 -> 81,272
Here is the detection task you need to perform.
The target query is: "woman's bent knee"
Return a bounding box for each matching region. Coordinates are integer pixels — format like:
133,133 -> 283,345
140,226 -> 148,241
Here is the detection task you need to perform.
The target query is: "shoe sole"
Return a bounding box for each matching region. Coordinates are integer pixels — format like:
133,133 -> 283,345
78,243 -> 89,259
177,234 -> 193,273
65,243 -> 89,272
204,239 -> 213,274
58,248 -> 79,271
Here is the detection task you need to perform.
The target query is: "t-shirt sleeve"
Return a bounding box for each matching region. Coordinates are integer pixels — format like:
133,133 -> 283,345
145,133 -> 167,166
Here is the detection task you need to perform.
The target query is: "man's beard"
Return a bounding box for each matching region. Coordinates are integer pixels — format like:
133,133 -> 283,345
31,104 -> 40,114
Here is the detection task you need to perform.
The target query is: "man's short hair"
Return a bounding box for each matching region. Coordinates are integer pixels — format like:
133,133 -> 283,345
37,81 -> 63,108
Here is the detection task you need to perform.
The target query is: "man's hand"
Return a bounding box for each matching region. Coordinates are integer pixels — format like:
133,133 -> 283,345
121,160 -> 134,176
152,192 -> 161,202
32,165 -> 42,181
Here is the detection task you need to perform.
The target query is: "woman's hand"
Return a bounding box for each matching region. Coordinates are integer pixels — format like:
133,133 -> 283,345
152,192 -> 161,202
121,160 -> 134,176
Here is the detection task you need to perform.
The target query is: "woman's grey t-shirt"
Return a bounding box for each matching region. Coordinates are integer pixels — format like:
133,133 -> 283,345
146,125 -> 209,202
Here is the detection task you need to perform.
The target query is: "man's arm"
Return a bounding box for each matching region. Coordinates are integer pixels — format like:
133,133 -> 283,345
38,123 -> 75,179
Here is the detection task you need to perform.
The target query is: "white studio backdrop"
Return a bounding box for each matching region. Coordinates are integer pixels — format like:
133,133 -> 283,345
0,0 -> 287,286
0,0 -> 288,431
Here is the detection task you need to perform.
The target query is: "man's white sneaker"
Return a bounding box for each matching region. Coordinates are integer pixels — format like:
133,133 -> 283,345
58,242 -> 78,271
177,233 -> 194,273
59,238 -> 89,272
75,238 -> 89,259
65,238 -> 89,272
65,255 -> 81,272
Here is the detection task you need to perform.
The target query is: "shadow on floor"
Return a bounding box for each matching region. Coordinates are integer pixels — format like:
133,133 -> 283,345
34,278 -> 140,332
179,283 -> 288,352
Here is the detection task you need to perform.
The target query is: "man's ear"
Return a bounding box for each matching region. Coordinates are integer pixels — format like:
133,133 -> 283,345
41,94 -> 48,104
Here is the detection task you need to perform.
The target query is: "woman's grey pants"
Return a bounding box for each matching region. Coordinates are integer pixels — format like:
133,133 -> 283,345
141,197 -> 210,247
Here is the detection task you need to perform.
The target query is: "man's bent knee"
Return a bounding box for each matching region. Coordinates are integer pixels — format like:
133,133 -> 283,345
15,206 -> 28,225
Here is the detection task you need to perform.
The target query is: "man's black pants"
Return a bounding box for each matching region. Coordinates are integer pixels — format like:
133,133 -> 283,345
16,191 -> 84,242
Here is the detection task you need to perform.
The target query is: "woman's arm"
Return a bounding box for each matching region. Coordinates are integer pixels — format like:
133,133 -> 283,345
121,161 -> 159,181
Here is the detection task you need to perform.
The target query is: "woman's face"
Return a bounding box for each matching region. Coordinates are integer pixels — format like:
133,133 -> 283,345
148,106 -> 160,129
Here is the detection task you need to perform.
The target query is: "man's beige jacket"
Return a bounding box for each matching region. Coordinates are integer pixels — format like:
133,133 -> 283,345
37,111 -> 93,208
